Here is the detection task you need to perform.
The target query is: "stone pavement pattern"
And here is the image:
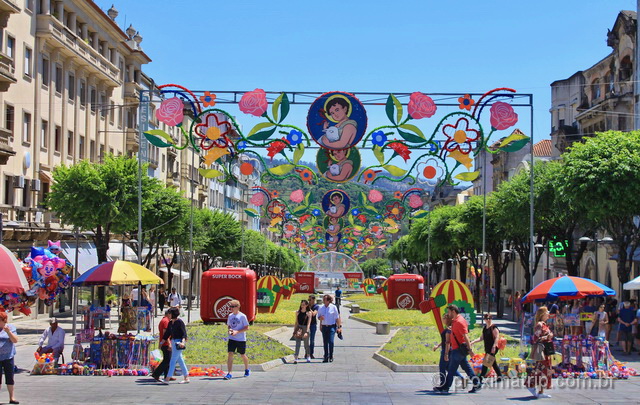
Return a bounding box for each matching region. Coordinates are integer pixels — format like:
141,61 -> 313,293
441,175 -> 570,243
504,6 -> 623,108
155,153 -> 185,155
4,303 -> 640,404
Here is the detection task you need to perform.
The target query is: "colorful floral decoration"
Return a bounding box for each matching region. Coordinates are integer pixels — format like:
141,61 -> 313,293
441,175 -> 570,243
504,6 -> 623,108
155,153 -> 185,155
156,97 -> 184,127
200,91 -> 217,108
458,94 -> 475,111
239,88 -> 268,117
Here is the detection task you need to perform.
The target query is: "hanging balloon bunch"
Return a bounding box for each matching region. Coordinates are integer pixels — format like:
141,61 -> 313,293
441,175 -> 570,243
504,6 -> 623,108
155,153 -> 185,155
0,241 -> 73,315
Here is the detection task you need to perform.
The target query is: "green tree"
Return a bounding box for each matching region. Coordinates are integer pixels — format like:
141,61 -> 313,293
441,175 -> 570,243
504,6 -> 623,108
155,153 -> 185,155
241,230 -> 271,266
195,209 -> 242,259
561,131 -> 640,297
361,258 -> 391,278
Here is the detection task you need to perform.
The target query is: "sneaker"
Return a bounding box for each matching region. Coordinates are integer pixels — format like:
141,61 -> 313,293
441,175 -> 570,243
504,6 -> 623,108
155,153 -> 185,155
224,373 -> 232,380
469,385 -> 482,393
244,369 -> 250,377
322,358 -> 329,363
179,379 -> 190,384
310,355 -> 315,359
293,359 -> 298,364
537,393 -> 551,399
306,357 -> 311,363
433,386 -> 449,394
527,387 -> 537,397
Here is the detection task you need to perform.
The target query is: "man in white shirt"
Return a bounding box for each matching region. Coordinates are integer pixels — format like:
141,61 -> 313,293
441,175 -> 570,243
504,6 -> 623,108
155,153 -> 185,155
168,287 -> 182,308
37,318 -> 65,362
317,294 -> 342,363
131,287 -> 139,307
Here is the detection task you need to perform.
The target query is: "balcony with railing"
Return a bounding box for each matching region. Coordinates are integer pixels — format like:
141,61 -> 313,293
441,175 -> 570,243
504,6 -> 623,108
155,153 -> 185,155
35,15 -> 120,87
0,0 -> 19,15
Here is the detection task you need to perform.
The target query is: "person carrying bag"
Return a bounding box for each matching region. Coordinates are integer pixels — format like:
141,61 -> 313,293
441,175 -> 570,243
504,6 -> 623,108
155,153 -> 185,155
526,306 -> 554,399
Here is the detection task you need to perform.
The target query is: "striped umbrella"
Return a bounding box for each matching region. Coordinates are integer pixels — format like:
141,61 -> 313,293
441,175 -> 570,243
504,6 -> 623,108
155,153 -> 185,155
281,277 -> 297,299
430,279 -> 474,333
362,278 -> 376,296
378,279 -> 389,306
522,275 -> 615,304
0,244 -> 29,294
257,275 -> 283,313
71,260 -> 163,286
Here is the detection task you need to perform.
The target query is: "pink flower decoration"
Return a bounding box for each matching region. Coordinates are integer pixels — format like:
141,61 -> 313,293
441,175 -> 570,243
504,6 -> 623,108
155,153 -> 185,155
368,189 -> 383,203
156,97 -> 184,126
489,102 -> 518,130
239,89 -> 268,117
408,92 -> 437,119
290,189 -> 304,204
250,192 -> 265,206
408,194 -> 423,209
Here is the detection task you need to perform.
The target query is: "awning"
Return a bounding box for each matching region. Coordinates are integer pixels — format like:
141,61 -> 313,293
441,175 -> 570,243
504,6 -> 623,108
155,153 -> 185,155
59,241 -> 104,275
39,170 -> 53,183
107,242 -> 138,261
158,267 -> 190,280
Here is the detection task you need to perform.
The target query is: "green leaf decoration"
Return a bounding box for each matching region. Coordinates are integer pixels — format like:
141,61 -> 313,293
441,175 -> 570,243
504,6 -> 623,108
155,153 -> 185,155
354,225 -> 365,232
454,171 -> 480,181
143,132 -> 173,148
384,164 -> 408,177
301,224 -> 313,232
272,93 -> 284,122
498,131 -> 529,147
348,214 -> 356,226
303,192 -> 310,207
412,210 -> 429,219
385,95 -> 396,125
387,227 -> 399,234
399,123 -> 425,139
373,145 -> 385,164
247,122 -> 276,139
270,164 -> 295,176
398,129 -> 426,144
279,93 -> 290,123
392,94 -> 403,124
144,129 -> 175,144
268,227 -> 282,234
293,144 -> 304,164
293,205 -> 307,215
500,138 -> 530,152
244,208 -> 259,218
199,168 -> 223,178
359,192 -> 367,207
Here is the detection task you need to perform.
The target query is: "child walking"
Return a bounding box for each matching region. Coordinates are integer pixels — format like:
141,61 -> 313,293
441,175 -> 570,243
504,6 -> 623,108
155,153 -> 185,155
225,300 -> 250,380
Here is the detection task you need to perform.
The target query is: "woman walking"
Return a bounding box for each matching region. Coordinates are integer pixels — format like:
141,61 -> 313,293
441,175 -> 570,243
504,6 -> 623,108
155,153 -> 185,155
293,300 -> 312,364
160,307 -> 190,384
432,313 -> 462,388
514,291 -> 522,320
470,313 -> 503,384
0,311 -> 19,404
158,287 -> 167,312
591,304 -> 608,338
526,306 -> 554,399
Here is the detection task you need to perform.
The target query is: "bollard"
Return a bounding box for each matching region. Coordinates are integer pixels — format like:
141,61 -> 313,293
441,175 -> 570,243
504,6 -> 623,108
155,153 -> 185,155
376,322 -> 390,335
350,304 -> 360,314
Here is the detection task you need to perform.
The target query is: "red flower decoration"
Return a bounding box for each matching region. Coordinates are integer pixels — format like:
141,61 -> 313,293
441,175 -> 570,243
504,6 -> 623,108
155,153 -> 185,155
458,94 -> 475,111
271,190 -> 280,198
299,214 -> 311,223
408,92 -> 437,119
267,200 -> 286,218
357,214 -> 367,223
489,102 -> 518,130
363,169 -> 379,184
239,89 -> 268,117
200,91 -> 217,108
393,191 -> 403,199
388,141 -> 411,162
156,97 -> 184,126
442,117 -> 480,154
267,141 -> 286,160
296,168 -> 314,184
385,201 -> 405,221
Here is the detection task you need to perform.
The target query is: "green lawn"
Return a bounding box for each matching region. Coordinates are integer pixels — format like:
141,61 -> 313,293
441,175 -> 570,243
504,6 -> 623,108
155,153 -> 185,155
183,323 -> 293,364
347,293 -> 433,326
379,326 -> 521,365
254,293 -> 311,324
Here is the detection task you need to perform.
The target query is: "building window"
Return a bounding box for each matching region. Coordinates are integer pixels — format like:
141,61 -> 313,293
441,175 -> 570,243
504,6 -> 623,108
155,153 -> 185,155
79,80 -> 86,106
24,46 -> 32,78
67,130 -> 73,156
117,106 -> 122,128
22,111 -> 31,143
5,104 -> 14,137
6,35 -> 14,65
90,87 -> 96,113
79,135 -> 84,159
67,72 -> 75,100
25,0 -> 34,12
41,56 -> 49,87
620,56 -> 633,81
619,116 -> 627,131
3,175 -> 13,205
109,147 -> 114,155
90,140 -> 95,161
54,125 -> 61,152
55,64 -> 62,93
99,144 -> 104,162
41,119 -> 48,149
100,92 -> 106,118
109,100 -> 114,124
591,79 -> 600,101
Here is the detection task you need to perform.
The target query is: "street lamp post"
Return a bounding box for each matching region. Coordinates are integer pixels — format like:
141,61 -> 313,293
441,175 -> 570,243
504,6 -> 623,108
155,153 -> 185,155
579,234 -> 613,282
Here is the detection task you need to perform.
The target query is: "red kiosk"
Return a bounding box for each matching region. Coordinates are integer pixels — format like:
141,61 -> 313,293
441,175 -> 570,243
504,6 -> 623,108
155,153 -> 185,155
293,272 -> 315,294
200,267 -> 257,323
385,273 -> 425,309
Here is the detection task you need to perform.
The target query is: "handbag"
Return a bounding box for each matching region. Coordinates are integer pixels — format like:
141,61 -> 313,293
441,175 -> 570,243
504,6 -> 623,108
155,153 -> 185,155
294,328 -> 304,339
482,353 -> 496,367
453,334 -> 470,356
176,341 -> 186,350
531,342 -> 546,361
542,340 -> 555,356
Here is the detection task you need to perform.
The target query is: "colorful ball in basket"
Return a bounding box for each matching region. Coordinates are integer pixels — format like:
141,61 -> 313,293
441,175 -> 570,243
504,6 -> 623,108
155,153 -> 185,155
257,275 -> 283,313
429,279 -> 474,333
281,277 -> 297,299
362,278 -> 376,296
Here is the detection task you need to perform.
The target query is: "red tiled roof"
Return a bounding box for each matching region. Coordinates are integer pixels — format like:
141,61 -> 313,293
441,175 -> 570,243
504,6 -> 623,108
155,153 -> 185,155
533,139 -> 552,157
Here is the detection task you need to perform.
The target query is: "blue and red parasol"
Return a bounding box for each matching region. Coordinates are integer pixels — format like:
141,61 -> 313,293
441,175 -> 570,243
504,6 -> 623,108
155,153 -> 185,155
521,275 -> 615,304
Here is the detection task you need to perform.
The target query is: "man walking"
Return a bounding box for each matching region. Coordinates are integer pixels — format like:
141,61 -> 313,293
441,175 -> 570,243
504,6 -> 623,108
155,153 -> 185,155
152,310 -> 174,382
434,305 -> 481,394
308,295 -> 319,359
335,286 -> 342,312
318,294 -> 342,363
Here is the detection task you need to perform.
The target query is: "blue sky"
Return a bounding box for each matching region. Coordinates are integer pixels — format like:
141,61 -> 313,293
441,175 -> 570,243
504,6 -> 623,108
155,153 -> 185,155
97,0 -> 636,152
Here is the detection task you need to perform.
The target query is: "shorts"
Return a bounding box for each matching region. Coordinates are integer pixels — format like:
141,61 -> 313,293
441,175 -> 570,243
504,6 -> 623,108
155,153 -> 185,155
0,358 -> 15,385
228,339 -> 247,355
619,330 -> 633,342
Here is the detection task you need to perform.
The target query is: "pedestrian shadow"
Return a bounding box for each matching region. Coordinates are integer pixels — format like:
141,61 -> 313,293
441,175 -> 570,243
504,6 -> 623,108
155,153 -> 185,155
506,396 -> 537,401
135,378 -> 168,385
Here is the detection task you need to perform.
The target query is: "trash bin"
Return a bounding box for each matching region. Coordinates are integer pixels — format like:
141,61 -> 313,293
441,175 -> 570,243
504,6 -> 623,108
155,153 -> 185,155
385,274 -> 425,309
293,272 -> 315,293
376,322 -> 390,335
200,267 -> 257,323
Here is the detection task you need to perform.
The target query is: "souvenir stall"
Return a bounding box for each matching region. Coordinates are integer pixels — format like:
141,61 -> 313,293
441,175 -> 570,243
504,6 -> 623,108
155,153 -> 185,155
520,275 -> 636,379
62,260 -> 163,375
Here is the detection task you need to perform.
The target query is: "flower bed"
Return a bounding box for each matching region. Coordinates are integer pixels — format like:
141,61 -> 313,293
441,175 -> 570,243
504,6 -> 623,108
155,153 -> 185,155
254,293 -> 311,324
347,293 -> 433,326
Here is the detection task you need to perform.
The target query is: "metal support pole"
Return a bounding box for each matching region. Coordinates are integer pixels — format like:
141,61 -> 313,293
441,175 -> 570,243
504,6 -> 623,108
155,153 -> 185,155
529,100 -> 535,293
72,228 -> 80,335
188,147 -> 195,323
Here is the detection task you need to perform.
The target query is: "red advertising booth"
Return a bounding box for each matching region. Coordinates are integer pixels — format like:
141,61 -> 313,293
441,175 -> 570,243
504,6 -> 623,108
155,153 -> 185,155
200,267 -> 257,323
294,272 -> 315,294
386,273 -> 425,309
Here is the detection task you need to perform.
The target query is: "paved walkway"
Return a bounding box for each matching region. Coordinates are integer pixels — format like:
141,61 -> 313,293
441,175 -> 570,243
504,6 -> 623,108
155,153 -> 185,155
5,302 -> 640,404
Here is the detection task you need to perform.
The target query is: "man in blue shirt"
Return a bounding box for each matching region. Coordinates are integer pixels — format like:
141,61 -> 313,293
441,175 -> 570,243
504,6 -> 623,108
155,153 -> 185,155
334,286 -> 342,312
618,301 -> 636,354
225,300 -> 250,380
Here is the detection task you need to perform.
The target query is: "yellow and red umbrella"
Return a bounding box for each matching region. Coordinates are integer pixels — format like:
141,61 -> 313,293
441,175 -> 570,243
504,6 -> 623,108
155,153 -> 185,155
71,260 -> 163,286
257,275 -> 283,313
362,278 -> 376,296
281,277 -> 297,299
428,279 -> 474,333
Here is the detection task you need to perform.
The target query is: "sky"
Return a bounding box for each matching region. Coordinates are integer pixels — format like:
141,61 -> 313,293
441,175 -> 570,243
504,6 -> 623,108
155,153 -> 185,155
95,0 -> 636,152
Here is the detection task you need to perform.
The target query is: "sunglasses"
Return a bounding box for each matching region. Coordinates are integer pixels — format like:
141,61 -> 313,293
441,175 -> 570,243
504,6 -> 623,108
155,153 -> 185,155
483,315 -> 492,320
229,305 -> 238,308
